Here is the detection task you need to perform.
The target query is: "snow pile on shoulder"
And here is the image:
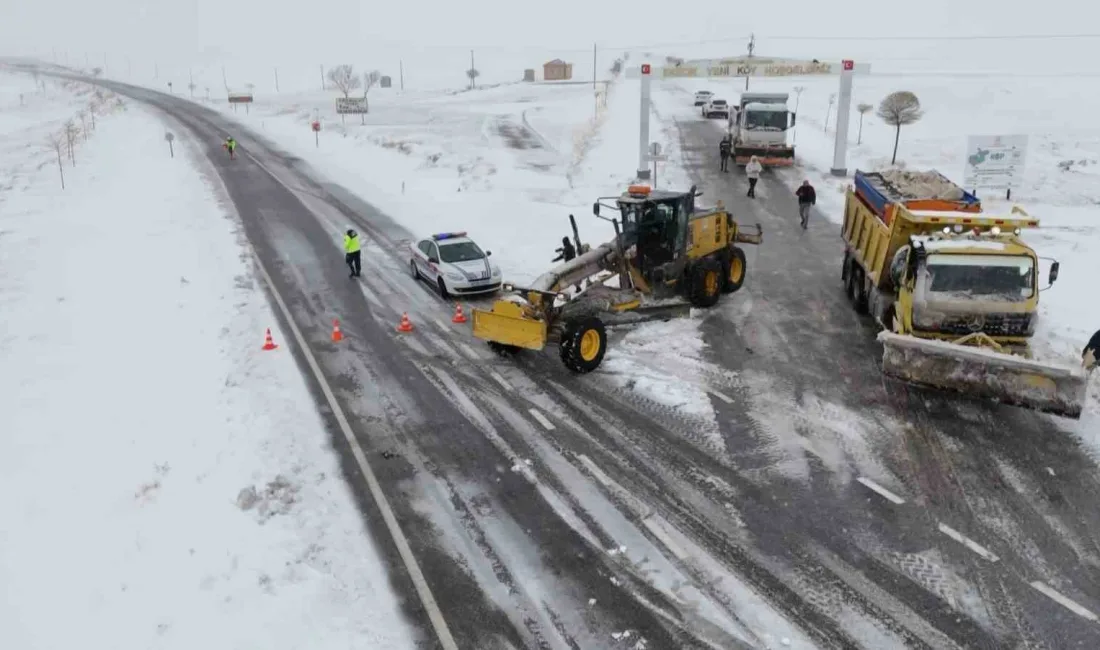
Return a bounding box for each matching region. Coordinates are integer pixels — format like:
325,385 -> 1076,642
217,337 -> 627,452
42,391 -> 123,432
0,73 -> 419,649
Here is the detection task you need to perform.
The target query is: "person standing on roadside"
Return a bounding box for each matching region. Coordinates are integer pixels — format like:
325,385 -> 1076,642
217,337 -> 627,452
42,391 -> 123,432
795,180 -> 816,229
745,155 -> 762,198
344,228 -> 362,278
719,135 -> 732,173
1084,328 -> 1100,371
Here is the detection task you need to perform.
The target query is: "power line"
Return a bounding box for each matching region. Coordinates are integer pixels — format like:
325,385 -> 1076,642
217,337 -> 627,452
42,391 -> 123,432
362,31 -> 1100,56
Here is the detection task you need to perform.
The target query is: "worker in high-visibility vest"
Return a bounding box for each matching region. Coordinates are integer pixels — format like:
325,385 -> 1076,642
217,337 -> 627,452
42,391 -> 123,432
344,229 -> 362,278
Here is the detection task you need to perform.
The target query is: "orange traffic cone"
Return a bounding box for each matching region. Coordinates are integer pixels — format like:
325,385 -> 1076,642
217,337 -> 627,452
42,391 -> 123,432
396,312 -> 414,333
261,328 -> 278,350
331,319 -> 343,342
452,303 -> 468,324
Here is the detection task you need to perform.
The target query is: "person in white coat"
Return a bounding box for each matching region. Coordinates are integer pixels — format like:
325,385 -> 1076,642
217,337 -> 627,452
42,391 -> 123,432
745,155 -> 763,198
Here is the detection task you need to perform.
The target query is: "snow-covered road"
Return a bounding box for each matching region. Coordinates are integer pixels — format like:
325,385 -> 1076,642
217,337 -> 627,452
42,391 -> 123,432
0,72 -> 420,650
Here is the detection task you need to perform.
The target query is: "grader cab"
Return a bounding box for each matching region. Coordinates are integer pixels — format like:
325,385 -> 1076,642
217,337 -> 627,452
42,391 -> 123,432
470,184 -> 762,373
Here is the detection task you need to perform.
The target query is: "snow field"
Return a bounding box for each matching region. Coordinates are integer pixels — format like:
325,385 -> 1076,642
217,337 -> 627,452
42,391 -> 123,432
0,72 -> 418,650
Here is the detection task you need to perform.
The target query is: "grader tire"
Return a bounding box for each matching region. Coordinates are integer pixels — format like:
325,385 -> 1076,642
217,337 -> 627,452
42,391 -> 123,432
559,316 -> 607,373
688,257 -> 723,308
722,246 -> 747,294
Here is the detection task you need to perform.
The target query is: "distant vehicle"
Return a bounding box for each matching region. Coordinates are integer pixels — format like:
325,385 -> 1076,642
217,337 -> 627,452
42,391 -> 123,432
693,90 -> 714,106
731,92 -> 796,167
409,232 -> 502,298
703,98 -> 729,119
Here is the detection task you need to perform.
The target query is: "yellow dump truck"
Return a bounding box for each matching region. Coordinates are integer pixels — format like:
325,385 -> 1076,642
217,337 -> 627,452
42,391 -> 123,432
841,169 -> 1088,418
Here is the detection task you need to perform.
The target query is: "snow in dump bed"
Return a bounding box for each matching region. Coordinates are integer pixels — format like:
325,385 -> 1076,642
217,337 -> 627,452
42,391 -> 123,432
0,73 -> 418,649
865,169 -> 966,202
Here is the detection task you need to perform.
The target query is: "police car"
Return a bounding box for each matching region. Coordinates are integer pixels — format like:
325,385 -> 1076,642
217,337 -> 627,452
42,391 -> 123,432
409,232 -> 502,298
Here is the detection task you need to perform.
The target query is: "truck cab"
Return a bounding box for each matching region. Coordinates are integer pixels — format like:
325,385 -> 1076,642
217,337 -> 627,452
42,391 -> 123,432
888,229 -> 1048,347
733,93 -> 795,166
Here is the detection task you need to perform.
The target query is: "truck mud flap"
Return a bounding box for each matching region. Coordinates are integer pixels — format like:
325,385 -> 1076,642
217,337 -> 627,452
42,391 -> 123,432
878,331 -> 1089,419
471,301 -> 548,351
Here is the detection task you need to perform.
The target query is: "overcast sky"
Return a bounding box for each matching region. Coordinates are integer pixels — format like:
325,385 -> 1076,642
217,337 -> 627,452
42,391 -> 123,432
1,0 -> 1085,62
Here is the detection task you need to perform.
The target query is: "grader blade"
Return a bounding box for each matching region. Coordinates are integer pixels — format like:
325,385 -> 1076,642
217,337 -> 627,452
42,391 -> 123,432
878,331 -> 1088,419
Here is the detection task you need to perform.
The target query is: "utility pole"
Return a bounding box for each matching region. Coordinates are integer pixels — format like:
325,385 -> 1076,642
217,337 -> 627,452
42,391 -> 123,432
320,64 -> 325,90
399,60 -> 404,90
221,66 -> 228,91
189,69 -> 194,97
274,67 -> 280,92
592,43 -> 597,89
744,33 -> 756,91
469,50 -> 475,90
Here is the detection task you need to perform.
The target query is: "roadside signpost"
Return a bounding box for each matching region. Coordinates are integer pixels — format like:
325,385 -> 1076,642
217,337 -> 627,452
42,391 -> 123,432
964,135 -> 1028,199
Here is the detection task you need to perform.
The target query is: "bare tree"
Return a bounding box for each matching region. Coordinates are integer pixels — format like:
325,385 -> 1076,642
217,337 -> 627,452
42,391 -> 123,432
326,65 -> 361,97
363,70 -> 381,94
64,120 -> 78,166
856,103 -> 873,145
465,67 -> 479,89
877,91 -> 924,164
47,132 -> 65,189
78,110 -> 88,141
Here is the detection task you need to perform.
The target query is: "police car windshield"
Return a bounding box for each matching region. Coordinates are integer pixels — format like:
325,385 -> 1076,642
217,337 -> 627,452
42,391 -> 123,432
439,241 -> 484,263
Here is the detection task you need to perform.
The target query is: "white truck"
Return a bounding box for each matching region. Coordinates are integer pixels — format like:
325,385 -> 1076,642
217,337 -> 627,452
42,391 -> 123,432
732,92 -> 796,167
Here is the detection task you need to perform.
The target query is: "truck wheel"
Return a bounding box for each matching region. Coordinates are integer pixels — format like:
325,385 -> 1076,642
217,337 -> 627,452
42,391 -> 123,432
722,246 -> 747,294
847,266 -> 869,314
841,253 -> 849,282
559,316 -> 607,373
688,258 -> 723,308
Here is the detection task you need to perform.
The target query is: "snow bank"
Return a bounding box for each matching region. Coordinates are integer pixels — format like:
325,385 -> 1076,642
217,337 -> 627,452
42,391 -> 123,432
0,72 -> 418,649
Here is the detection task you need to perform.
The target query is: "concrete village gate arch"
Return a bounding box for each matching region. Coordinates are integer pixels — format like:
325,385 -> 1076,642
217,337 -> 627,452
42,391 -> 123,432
628,57 -> 871,179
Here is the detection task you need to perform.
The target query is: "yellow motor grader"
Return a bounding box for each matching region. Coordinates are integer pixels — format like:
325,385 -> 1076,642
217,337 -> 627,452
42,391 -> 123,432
470,184 -> 762,372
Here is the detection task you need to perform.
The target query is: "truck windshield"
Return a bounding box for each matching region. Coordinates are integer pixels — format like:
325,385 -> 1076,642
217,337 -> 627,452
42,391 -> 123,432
744,110 -> 788,131
924,254 -> 1034,301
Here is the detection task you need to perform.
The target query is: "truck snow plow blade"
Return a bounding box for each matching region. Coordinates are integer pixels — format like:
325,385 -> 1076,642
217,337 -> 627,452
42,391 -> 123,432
878,331 -> 1088,419
734,148 -> 794,167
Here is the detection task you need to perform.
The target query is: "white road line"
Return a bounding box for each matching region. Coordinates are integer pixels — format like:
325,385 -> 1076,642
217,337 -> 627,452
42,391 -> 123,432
488,370 -> 513,392
431,318 -> 450,332
856,477 -> 906,505
937,523 -> 1000,562
642,516 -> 689,561
708,389 -> 734,404
1029,581 -> 1099,622
458,342 -> 482,361
234,162 -> 458,649
528,408 -> 556,430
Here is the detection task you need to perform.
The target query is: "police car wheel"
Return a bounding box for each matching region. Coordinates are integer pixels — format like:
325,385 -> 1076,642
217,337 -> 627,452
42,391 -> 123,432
409,259 -> 420,280
437,277 -> 451,299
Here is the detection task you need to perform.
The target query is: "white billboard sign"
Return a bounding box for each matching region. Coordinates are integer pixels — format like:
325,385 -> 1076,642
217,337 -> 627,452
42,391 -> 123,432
335,97 -> 369,114
963,135 -> 1028,191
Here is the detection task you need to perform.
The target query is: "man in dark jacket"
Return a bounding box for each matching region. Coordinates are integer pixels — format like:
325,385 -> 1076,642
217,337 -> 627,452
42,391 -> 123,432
719,135 -> 732,172
795,180 -> 816,229
1084,329 -> 1100,371
552,236 -> 576,263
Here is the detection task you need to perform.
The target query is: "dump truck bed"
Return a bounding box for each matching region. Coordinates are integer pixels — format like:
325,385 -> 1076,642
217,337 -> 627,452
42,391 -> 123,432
855,169 -> 981,225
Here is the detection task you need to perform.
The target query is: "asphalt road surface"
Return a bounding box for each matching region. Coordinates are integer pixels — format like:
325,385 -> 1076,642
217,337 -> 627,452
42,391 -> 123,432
14,62 -> 1100,649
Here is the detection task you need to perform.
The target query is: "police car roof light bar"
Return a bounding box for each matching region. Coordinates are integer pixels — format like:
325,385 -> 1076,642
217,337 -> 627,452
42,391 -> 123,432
432,231 -> 467,241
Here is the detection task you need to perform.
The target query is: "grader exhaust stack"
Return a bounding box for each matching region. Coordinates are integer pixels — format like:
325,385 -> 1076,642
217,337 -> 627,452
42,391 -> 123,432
879,332 -> 1089,419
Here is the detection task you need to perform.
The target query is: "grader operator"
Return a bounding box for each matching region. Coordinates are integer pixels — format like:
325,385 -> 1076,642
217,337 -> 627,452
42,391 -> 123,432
470,184 -> 762,373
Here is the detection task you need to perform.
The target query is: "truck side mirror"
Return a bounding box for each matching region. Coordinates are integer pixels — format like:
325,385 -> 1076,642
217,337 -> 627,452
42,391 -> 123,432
1049,261 -> 1060,284
592,202 -> 600,216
